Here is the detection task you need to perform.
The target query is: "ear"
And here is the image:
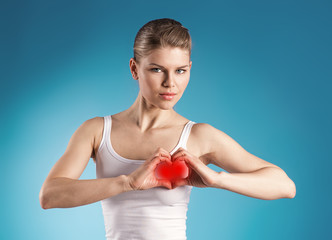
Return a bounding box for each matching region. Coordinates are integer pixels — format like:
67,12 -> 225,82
129,58 -> 139,80
189,60 -> 192,70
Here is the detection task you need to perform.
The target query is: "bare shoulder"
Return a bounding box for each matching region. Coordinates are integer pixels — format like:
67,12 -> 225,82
188,122 -> 220,165
189,122 -> 240,166
82,116 -> 104,159
83,116 -> 104,135
192,122 -> 229,145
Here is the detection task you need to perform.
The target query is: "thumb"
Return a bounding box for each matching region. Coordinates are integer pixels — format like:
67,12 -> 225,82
159,180 -> 172,190
172,179 -> 188,189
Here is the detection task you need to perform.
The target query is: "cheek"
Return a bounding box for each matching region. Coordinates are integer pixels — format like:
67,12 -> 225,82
139,78 -> 160,97
179,78 -> 189,90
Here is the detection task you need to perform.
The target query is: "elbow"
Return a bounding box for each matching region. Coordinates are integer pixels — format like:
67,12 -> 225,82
285,179 -> 296,199
39,188 -> 51,210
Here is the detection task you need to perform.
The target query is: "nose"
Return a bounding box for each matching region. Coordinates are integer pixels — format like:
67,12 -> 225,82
162,72 -> 175,87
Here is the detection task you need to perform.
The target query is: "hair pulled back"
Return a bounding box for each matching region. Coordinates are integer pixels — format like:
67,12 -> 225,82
133,18 -> 192,63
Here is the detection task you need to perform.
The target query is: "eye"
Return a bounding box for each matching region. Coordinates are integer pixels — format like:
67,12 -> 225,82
151,68 -> 162,73
176,69 -> 186,74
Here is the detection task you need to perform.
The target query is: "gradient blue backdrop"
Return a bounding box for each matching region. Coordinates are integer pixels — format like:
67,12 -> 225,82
1,0 -> 331,239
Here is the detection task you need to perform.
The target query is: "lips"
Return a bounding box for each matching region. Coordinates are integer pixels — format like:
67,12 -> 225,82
159,94 -> 175,100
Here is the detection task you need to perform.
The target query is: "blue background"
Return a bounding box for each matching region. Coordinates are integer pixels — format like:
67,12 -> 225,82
1,0 -> 331,239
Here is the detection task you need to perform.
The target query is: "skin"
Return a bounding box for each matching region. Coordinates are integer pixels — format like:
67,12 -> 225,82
39,46 -> 296,210
126,46 -> 296,199
125,46 -> 195,190
126,46 -> 192,132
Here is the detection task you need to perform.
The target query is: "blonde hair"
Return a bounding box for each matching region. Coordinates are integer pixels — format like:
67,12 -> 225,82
133,18 -> 192,63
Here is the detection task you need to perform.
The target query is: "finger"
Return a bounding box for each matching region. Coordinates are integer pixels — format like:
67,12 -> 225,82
158,156 -> 172,165
149,152 -> 164,162
171,151 -> 193,167
173,156 -> 209,182
155,147 -> 172,160
150,156 -> 172,170
186,160 -> 218,185
175,154 -> 201,171
171,150 -> 188,162
159,179 -> 172,190
171,147 -> 186,159
159,152 -> 172,160
172,179 -> 188,189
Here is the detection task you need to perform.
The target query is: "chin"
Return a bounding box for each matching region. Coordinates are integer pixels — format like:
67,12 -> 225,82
158,102 -> 176,110
159,105 -> 174,110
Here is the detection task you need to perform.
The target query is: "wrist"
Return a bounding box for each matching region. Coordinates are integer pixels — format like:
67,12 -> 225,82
120,175 -> 134,192
214,171 -> 227,189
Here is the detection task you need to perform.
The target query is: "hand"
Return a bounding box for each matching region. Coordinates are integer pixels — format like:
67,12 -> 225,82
171,147 -> 220,189
127,147 -> 173,191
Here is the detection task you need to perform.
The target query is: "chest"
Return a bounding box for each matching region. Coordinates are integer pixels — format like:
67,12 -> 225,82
110,124 -> 202,161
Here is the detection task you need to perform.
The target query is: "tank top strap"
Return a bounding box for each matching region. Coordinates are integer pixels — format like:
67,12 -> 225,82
178,121 -> 196,150
97,115 -> 111,153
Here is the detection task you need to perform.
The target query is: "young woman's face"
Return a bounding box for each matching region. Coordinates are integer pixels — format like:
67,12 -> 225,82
132,46 -> 192,110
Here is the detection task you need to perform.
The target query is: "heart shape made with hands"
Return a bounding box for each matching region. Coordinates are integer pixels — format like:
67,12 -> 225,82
155,159 -> 189,181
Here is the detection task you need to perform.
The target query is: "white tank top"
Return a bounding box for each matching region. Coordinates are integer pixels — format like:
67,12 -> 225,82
95,115 -> 196,240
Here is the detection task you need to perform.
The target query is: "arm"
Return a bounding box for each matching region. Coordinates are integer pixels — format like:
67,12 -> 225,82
197,123 -> 296,200
39,117 -> 132,209
215,166 -> 295,200
40,176 -> 131,209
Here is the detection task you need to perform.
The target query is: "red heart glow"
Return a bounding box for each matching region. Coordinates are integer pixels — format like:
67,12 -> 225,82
155,160 -> 189,181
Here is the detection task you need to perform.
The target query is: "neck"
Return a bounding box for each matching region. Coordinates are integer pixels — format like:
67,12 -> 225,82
124,91 -> 177,133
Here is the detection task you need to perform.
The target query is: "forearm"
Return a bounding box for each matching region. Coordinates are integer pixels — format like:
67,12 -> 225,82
214,167 -> 296,200
39,175 -> 131,209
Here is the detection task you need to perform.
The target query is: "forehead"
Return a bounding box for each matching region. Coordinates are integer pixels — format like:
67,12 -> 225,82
143,47 -> 190,66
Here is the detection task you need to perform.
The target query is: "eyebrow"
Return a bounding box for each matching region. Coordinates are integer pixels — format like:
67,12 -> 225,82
149,63 -> 189,68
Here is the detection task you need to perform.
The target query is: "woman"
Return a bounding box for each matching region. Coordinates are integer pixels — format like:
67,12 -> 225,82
39,18 -> 296,239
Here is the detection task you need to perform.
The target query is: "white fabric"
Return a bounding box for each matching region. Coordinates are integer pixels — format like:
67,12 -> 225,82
96,115 -> 196,240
